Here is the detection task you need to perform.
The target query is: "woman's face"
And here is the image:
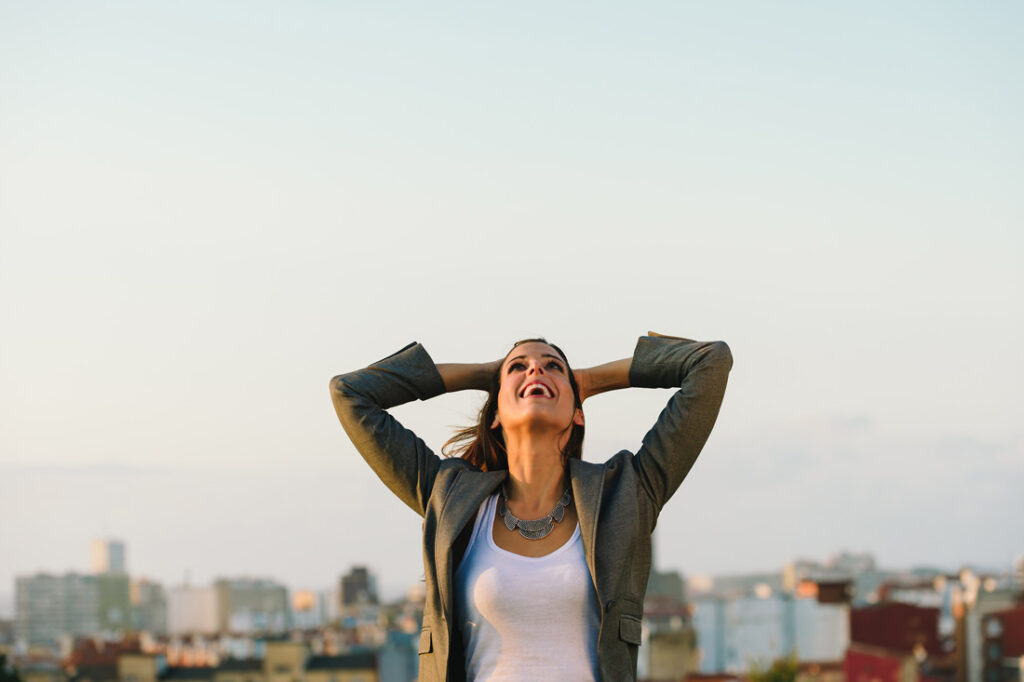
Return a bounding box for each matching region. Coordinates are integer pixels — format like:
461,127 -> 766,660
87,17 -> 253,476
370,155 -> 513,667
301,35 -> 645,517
494,341 -> 583,434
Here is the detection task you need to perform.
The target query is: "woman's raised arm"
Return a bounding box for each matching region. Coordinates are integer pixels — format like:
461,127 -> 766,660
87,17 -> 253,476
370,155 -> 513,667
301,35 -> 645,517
626,332 -> 732,513
574,358 -> 632,402
435,360 -> 502,393
331,343 -> 451,516
330,344 -> 502,516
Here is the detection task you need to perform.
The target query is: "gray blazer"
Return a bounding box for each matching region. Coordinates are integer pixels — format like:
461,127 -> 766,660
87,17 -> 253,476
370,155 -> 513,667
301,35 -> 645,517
330,335 -> 732,681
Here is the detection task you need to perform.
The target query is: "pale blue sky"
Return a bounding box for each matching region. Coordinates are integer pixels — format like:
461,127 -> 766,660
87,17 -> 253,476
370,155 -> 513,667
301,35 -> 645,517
1,2 -> 1021,606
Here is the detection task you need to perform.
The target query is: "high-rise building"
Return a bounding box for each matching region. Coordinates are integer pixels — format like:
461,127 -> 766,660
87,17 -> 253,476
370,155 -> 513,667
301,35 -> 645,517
88,540 -> 132,634
15,573 -> 99,645
340,567 -> 378,613
91,539 -> 126,575
95,573 -> 132,633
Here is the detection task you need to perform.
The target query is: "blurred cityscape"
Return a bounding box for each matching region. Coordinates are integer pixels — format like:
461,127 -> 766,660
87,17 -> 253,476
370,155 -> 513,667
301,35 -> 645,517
2,540 -> 1023,682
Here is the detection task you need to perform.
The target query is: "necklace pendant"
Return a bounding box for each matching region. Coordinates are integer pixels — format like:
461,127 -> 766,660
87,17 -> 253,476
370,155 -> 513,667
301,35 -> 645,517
497,487 -> 572,541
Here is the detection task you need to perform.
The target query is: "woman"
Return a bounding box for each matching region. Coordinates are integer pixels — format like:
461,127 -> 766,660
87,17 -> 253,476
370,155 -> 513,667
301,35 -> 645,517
330,332 -> 732,681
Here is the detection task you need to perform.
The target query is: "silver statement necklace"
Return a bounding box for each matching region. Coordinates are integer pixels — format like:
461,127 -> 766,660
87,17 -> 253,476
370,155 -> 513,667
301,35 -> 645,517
498,487 -> 572,540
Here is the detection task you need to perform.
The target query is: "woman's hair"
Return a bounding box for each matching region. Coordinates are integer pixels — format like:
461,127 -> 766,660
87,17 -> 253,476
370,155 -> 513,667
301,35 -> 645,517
442,338 -> 585,471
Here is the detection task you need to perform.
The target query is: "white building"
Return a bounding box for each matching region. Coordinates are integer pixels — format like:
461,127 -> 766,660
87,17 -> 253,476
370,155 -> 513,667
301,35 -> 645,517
791,596 -> 849,661
167,585 -> 219,634
694,587 -> 849,673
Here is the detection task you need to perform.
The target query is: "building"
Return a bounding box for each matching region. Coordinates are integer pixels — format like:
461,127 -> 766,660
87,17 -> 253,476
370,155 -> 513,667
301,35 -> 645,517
168,586 -> 219,635
291,591 -> 327,631
213,656 -> 262,682
781,553 -> 902,606
845,646 -> 921,682
49,644 -> 380,682
91,540 -> 126,575
648,568 -> 686,605
306,652 -> 377,682
963,585 -> 1021,682
377,631 -> 419,682
19,661 -> 67,682
693,581 -> 850,673
846,600 -> 957,682
641,595 -> 698,682
849,602 -> 944,658
132,580 -> 169,635
167,579 -> 290,636
15,573 -> 99,645
979,604 -> 1024,682
340,568 -> 378,615
96,574 -> 132,634
214,579 -> 289,634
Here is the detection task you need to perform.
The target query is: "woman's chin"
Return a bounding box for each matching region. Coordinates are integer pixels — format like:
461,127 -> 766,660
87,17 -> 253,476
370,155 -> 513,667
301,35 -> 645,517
505,412 -> 574,434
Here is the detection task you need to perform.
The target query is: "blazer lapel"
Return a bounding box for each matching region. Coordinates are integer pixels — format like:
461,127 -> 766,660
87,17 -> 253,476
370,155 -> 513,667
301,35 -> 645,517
569,458 -> 606,606
436,469 -> 507,618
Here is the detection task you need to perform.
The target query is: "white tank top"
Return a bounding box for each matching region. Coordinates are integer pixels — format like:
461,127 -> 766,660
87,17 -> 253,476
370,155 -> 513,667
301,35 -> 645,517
454,493 -> 601,681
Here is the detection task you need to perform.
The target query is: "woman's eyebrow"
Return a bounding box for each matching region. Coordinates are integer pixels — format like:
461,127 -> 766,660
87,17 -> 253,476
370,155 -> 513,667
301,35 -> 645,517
504,353 -> 563,368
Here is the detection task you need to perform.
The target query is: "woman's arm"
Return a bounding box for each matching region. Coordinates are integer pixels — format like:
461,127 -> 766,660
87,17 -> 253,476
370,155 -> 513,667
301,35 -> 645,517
618,332 -> 733,511
330,346 -> 502,516
575,358 -> 632,402
574,332 -> 696,402
435,360 -> 501,393
331,343 -> 451,517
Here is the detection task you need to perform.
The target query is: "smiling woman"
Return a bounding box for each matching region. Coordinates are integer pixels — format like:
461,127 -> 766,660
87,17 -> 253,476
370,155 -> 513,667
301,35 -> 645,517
330,332 -> 732,682
441,339 -> 585,473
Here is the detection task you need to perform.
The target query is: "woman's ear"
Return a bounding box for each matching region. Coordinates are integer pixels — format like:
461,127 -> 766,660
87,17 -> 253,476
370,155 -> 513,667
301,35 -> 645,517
572,408 -> 585,427
491,414 -> 501,430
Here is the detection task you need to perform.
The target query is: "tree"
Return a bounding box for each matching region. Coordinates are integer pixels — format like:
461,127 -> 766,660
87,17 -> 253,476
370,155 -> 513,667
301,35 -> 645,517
748,655 -> 800,682
0,655 -> 23,682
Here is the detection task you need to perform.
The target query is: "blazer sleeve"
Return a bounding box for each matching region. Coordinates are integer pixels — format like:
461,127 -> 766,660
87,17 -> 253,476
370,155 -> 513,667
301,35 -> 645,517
627,333 -> 733,512
330,342 -> 448,517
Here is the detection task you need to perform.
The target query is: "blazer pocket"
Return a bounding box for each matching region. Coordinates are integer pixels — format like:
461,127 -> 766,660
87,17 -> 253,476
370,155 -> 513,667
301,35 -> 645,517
419,628 -> 433,654
619,614 -> 642,645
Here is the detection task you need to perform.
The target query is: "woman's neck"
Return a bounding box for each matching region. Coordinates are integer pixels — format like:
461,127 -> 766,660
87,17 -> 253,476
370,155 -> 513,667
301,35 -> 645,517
503,431 -> 568,517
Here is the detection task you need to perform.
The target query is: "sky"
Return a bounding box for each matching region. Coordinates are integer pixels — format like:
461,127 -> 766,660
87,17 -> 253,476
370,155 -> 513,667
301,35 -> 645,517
1,1 -> 1022,612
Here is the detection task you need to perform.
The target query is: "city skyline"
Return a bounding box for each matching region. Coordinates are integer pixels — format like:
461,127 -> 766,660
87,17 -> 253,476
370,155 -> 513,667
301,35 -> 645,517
2,2 -> 1021,619
9,541 -> 1022,682
3,540 -> 1020,622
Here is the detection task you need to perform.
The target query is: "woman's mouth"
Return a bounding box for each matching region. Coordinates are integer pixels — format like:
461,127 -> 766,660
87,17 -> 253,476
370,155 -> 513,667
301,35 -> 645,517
519,382 -> 553,398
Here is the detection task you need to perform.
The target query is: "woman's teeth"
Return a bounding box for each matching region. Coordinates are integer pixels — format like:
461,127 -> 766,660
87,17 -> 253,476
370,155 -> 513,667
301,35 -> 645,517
522,384 -> 552,398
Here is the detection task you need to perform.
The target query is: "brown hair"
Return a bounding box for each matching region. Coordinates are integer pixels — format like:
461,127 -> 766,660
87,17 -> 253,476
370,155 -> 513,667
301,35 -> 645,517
442,338 -> 585,471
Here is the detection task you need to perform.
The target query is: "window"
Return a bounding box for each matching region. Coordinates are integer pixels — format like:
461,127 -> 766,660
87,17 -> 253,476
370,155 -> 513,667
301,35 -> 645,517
985,617 -> 1003,637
